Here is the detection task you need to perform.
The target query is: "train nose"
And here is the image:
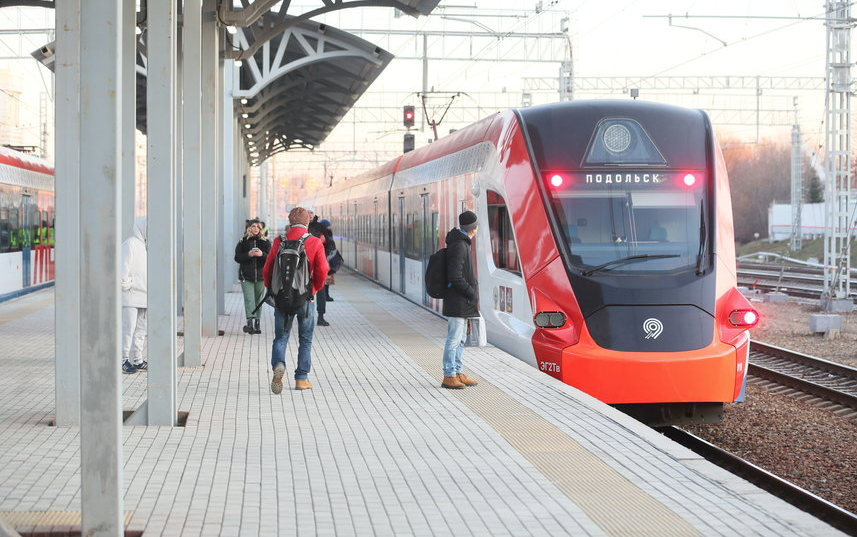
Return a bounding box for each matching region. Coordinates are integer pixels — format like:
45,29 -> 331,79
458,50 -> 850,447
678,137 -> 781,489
584,305 -> 714,352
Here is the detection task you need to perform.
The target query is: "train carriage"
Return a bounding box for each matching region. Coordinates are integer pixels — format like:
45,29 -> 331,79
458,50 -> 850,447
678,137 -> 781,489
0,147 -> 55,302
311,100 -> 758,425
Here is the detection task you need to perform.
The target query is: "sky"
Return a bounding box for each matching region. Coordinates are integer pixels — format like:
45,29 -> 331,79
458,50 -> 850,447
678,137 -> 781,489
0,1 -> 837,176
291,0 -> 831,179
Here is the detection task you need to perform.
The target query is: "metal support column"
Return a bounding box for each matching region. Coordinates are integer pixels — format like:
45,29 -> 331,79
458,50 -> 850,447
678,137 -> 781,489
790,119 -> 803,252
216,55 -> 226,315
222,61 -> 237,293
79,0 -> 123,533
201,0 -> 219,336
146,0 -> 178,424
122,3 -> 137,239
182,0 -> 203,366
823,0 -> 854,309
54,0 -> 80,428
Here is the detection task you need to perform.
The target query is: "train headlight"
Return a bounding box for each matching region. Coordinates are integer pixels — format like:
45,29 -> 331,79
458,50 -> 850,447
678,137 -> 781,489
603,124 -> 632,153
728,309 -> 759,328
534,311 -> 566,329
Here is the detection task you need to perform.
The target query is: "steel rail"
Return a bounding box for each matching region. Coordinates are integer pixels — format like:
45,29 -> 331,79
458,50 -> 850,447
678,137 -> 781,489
749,341 -> 857,411
660,426 -> 857,537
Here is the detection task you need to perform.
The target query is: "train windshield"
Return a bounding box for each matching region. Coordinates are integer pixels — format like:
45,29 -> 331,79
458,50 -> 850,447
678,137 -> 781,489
546,172 -> 707,275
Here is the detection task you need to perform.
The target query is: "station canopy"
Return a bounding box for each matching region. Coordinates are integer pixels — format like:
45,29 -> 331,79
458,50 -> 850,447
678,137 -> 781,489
28,0 -> 440,166
231,14 -> 395,165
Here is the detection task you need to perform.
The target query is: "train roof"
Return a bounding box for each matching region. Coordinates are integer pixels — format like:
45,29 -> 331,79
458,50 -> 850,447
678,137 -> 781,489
0,146 -> 54,176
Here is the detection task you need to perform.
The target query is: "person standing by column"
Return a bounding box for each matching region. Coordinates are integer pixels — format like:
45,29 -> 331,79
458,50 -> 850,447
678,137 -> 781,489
440,210 -> 480,389
234,218 -> 270,334
121,216 -> 148,374
263,206 -> 329,393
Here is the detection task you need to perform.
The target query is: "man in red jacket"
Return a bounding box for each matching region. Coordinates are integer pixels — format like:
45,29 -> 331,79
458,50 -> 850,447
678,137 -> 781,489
263,206 -> 329,393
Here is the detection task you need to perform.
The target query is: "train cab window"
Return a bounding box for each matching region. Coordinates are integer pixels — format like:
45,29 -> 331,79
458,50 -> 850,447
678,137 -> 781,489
486,190 -> 520,274
547,176 -> 707,275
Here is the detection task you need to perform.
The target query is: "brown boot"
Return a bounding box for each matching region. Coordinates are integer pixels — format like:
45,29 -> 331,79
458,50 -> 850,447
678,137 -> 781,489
457,374 -> 478,386
295,379 -> 313,390
441,376 -> 465,389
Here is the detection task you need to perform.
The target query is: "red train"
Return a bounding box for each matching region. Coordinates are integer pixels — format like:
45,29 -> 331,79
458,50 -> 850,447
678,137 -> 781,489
310,100 -> 758,425
0,146 -> 55,302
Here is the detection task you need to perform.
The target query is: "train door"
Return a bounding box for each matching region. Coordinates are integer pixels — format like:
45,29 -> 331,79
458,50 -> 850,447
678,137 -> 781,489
373,198 -> 379,278
398,196 -> 405,294
352,201 -> 358,269
20,194 -> 35,288
484,190 -> 535,364
420,193 -> 430,305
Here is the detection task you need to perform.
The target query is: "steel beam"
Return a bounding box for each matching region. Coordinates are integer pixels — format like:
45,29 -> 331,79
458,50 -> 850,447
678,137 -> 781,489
182,0 -> 203,366
53,0 -> 79,428
201,0 -> 219,335
78,0 -> 123,533
146,0 -> 178,424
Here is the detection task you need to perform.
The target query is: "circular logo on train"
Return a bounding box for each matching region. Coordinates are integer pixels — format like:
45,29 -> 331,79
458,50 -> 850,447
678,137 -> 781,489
643,318 -> 663,340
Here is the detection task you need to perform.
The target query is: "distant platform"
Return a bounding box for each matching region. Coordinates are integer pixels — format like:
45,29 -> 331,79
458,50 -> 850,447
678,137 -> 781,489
0,272 -> 843,536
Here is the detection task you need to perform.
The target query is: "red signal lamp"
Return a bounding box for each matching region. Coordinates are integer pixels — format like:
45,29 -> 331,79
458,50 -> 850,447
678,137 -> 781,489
549,174 -> 564,187
682,173 -> 697,187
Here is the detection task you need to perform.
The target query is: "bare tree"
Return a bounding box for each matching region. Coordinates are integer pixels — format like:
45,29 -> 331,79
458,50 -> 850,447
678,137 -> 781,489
723,140 -> 790,243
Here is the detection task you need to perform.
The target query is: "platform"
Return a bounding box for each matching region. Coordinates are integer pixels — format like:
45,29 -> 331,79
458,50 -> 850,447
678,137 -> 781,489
0,271 -> 844,536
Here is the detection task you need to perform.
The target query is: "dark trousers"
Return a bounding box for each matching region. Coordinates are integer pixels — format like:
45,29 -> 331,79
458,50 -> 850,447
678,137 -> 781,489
316,286 -> 326,315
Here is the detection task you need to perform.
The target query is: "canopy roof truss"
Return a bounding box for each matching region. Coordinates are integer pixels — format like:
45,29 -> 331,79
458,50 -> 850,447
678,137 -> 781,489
234,14 -> 393,164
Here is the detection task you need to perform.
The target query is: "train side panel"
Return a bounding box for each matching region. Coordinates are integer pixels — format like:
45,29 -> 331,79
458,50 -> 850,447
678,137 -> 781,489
0,149 -> 55,302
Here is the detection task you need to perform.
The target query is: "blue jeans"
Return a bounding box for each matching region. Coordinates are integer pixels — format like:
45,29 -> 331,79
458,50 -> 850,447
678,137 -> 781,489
271,300 -> 316,380
442,317 -> 467,377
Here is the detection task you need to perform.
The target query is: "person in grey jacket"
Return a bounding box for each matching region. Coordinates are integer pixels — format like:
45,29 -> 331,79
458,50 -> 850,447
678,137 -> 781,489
440,210 -> 480,389
121,216 -> 148,374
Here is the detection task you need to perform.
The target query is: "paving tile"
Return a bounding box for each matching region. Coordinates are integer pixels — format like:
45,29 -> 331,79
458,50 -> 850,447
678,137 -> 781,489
0,279 -> 845,536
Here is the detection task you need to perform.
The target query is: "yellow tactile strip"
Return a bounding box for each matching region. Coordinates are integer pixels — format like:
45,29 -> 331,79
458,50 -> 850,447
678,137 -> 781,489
349,287 -> 701,537
0,510 -> 133,529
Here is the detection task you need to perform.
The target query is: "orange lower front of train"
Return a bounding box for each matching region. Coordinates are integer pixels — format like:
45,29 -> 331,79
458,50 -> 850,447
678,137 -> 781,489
541,333 -> 750,405
531,286 -> 756,420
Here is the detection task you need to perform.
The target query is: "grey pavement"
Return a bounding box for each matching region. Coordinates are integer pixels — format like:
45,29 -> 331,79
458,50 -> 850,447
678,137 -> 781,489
0,272 -> 844,536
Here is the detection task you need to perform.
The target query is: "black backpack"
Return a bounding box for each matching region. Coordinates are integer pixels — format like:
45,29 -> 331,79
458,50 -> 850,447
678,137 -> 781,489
256,232 -> 312,315
425,247 -> 449,298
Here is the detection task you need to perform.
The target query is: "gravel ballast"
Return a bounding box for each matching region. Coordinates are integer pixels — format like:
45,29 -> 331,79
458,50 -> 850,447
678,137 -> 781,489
684,298 -> 857,514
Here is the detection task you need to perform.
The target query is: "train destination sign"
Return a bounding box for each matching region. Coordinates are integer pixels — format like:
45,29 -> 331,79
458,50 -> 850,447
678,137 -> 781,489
547,171 -> 703,189
584,172 -> 664,184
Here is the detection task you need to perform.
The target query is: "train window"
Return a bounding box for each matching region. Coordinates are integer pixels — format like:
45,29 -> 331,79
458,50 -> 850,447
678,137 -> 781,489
391,212 -> 398,250
486,190 -> 520,274
405,213 -> 414,259
547,180 -> 706,275
407,211 -> 422,260
431,212 -> 439,251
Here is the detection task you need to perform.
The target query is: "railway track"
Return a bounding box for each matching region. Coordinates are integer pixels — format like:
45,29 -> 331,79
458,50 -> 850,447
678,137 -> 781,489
748,341 -> 857,420
737,261 -> 857,300
661,426 -> 857,536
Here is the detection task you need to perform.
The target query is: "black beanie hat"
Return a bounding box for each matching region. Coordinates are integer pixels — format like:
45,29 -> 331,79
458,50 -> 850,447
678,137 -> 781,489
459,210 -> 478,232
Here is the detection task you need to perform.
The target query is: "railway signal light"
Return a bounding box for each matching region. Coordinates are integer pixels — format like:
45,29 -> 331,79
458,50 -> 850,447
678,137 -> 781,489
403,133 -> 415,153
403,105 -> 415,128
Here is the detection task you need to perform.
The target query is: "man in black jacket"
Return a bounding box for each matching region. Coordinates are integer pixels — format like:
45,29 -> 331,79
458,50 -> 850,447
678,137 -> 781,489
441,210 -> 480,389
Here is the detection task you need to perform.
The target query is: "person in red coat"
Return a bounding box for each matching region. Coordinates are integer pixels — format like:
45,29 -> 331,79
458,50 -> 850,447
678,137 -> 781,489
263,206 -> 329,393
